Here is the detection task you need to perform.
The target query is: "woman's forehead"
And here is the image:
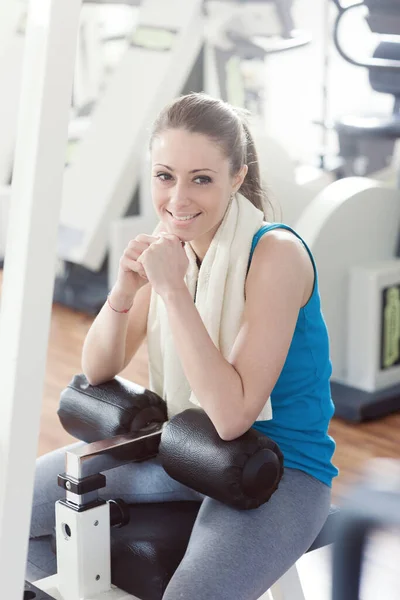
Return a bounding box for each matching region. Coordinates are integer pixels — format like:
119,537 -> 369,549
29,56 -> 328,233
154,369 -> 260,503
151,129 -> 228,168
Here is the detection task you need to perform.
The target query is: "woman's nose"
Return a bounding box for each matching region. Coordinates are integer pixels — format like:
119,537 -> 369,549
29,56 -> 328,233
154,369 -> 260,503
169,182 -> 191,207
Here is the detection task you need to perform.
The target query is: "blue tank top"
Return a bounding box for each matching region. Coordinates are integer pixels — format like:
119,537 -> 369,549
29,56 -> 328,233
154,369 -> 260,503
249,224 -> 338,488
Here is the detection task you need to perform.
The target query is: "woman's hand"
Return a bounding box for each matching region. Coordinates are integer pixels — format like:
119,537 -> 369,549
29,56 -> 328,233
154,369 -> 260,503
137,233 -> 188,298
115,234 -> 159,297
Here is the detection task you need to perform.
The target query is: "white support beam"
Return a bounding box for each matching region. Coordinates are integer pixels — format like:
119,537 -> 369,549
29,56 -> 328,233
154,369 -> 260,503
0,2 -> 26,184
0,1 -> 81,598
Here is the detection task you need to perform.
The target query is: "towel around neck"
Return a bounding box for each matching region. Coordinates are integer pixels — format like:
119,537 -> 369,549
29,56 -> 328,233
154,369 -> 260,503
147,193 -> 273,422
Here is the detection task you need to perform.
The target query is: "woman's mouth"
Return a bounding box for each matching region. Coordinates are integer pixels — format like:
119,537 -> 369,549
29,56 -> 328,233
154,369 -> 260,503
166,210 -> 201,225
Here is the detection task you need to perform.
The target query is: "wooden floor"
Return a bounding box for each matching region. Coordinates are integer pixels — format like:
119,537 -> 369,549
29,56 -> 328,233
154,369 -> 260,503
35,301 -> 400,504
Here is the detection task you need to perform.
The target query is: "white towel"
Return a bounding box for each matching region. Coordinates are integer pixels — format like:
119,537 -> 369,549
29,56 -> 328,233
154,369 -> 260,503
147,193 -> 273,421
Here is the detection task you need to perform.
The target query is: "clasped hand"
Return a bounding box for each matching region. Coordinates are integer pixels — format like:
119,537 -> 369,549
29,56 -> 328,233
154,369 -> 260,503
137,233 -> 189,297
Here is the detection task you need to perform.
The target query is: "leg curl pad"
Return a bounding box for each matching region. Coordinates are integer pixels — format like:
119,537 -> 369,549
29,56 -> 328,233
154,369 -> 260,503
58,374 -> 168,442
159,408 -> 284,510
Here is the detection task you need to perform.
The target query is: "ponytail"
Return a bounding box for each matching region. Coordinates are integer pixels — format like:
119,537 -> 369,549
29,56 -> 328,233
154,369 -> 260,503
238,120 -> 268,216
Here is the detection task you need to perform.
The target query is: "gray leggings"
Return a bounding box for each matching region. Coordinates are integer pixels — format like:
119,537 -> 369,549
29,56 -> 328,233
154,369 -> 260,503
27,443 -> 331,600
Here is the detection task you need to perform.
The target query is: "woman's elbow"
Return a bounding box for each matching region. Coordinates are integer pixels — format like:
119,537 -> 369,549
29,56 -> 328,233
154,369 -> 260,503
81,363 -> 110,387
216,418 -> 250,442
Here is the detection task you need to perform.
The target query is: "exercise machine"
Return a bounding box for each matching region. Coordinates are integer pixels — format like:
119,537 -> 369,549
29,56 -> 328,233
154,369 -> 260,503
28,374 -> 339,600
331,0 -> 400,183
295,177 -> 400,421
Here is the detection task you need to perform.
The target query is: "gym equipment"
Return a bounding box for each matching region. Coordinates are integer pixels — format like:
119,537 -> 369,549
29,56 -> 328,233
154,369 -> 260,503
296,177 -> 400,421
331,0 -> 400,182
29,374 -> 339,600
347,259 -> 400,393
204,0 -> 312,120
0,1 -> 82,598
0,1 -> 26,186
332,458 -> 400,600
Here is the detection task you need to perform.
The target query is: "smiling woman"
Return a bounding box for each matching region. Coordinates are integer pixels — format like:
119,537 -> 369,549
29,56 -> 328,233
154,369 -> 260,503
149,93 -> 266,262
27,92 -> 337,600
150,128 -> 248,260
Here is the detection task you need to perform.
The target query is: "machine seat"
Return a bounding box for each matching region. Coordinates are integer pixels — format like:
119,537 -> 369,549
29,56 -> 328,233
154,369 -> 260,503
335,114 -> 400,139
109,502 -> 340,600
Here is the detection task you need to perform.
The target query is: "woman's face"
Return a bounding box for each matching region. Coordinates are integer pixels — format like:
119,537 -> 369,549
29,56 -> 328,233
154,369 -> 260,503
151,128 -> 246,254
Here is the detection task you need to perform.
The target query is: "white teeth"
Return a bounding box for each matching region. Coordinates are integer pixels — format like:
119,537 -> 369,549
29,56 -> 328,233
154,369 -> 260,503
172,213 -> 199,221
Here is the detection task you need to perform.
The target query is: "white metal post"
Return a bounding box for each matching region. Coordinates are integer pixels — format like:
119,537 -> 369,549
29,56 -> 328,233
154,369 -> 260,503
0,0 -> 82,597
56,501 -> 112,600
0,1 -> 26,185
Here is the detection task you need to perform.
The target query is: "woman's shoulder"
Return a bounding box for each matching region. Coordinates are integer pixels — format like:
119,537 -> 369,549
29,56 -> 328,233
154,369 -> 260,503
254,222 -> 304,248
251,223 -> 315,305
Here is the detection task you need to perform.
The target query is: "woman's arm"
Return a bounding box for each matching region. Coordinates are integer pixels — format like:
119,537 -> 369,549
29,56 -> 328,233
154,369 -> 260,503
81,283 -> 151,386
162,230 -> 314,440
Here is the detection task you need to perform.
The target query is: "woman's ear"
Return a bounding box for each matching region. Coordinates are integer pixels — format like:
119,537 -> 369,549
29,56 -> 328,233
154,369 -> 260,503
232,164 -> 248,194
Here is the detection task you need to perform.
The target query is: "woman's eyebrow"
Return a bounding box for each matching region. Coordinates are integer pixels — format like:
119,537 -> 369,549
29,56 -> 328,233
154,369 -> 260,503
154,163 -> 217,174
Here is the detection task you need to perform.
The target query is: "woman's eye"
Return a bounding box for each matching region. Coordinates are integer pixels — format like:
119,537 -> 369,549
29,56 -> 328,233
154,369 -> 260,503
194,176 -> 212,185
154,172 -> 172,182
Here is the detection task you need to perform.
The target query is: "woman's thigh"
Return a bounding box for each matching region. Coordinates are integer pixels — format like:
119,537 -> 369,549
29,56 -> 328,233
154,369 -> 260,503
163,468 -> 331,600
30,442 -> 203,538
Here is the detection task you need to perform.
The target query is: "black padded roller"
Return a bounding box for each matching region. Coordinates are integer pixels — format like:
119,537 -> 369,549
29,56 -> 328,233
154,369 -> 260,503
159,408 -> 284,510
58,374 -> 168,443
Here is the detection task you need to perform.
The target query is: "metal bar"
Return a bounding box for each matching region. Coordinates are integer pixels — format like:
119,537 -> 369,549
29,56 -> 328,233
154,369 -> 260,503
334,2 -> 400,69
0,0 -> 82,596
65,423 -> 164,479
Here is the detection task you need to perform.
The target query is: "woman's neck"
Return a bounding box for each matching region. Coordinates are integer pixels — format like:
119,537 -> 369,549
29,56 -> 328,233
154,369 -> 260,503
188,220 -> 222,265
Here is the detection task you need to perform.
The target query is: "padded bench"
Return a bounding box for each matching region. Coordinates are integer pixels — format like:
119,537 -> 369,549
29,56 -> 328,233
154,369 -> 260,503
55,375 -> 340,600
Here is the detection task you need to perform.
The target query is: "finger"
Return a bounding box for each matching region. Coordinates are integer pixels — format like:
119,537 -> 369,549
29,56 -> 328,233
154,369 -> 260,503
133,234 -> 160,245
120,256 -> 147,278
127,238 -> 157,253
124,244 -> 148,261
125,238 -> 162,259
152,222 -> 168,236
159,232 -> 185,246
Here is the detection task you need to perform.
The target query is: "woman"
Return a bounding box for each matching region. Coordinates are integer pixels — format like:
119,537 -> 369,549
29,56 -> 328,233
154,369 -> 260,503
28,92 -> 338,599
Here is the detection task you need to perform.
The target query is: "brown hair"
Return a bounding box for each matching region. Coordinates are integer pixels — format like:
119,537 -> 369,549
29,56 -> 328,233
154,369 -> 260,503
150,92 -> 271,217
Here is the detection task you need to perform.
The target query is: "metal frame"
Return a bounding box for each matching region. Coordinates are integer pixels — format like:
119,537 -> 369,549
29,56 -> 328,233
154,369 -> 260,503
0,1 -> 82,598
0,1 -> 26,185
333,1 -> 400,70
36,430 -> 164,600
31,426 -> 308,600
